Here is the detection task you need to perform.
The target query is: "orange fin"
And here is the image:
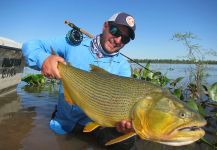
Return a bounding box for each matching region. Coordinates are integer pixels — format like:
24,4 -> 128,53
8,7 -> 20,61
83,122 -> 100,132
105,131 -> 136,145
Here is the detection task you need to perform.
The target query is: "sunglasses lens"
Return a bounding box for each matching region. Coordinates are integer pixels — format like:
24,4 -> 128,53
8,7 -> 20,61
109,25 -> 120,36
109,24 -> 130,44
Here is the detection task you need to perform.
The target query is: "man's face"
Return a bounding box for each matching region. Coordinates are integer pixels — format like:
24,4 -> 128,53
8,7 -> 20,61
101,22 -> 131,54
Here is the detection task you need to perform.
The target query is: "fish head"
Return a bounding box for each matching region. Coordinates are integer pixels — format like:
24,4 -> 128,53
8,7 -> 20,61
131,90 -> 207,146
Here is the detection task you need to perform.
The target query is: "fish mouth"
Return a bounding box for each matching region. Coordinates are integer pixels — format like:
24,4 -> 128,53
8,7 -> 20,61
178,125 -> 204,132
176,120 -> 206,133
157,121 -> 207,146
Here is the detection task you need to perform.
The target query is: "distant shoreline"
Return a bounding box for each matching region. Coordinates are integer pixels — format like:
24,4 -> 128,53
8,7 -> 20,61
130,59 -> 217,65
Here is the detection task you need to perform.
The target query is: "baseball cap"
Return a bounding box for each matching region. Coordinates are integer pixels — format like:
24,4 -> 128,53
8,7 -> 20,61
108,12 -> 136,40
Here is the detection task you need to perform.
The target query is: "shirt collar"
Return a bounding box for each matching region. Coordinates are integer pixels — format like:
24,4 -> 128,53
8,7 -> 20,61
90,35 -> 119,58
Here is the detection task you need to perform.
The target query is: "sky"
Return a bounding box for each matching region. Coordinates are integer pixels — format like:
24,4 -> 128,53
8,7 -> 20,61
0,0 -> 217,60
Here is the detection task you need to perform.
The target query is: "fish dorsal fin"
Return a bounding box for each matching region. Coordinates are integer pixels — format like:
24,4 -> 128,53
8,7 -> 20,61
83,122 -> 100,132
90,65 -> 110,74
105,131 -> 137,145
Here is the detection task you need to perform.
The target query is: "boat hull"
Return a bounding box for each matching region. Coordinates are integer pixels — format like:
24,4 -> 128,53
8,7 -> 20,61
0,45 -> 24,95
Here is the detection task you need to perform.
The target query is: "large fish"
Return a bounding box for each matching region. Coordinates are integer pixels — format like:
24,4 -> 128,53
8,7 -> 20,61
58,62 -> 206,146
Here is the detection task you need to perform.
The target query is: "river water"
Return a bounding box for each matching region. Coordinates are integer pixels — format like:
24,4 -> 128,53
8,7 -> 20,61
0,64 -> 216,150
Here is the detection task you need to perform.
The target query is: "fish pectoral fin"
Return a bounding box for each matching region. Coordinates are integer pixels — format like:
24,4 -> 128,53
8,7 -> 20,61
90,65 -> 110,74
63,82 -> 75,105
83,122 -> 100,132
105,131 -> 137,146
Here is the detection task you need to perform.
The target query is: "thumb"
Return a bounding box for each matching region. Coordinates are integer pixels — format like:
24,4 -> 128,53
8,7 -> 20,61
56,56 -> 66,65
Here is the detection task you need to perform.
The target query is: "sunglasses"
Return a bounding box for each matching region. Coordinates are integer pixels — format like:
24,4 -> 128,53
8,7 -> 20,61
109,23 -> 130,44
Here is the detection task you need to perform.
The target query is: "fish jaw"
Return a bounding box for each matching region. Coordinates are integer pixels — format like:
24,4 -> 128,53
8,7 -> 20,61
131,96 -> 207,146
154,121 -> 206,146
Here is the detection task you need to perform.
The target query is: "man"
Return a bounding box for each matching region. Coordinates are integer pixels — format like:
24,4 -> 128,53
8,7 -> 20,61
22,12 -> 136,149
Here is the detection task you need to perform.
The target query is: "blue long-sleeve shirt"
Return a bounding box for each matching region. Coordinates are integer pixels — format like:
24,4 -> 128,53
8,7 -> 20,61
22,36 -> 131,132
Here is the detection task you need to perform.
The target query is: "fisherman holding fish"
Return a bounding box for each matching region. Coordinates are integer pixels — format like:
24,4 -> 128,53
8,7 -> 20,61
22,12 -> 137,149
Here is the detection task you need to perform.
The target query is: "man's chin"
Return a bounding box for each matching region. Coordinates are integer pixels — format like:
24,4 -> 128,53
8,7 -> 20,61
104,46 -> 115,54
104,44 -> 121,54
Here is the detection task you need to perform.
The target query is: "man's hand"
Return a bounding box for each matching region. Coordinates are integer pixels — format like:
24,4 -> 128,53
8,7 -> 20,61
116,120 -> 133,133
41,55 -> 65,79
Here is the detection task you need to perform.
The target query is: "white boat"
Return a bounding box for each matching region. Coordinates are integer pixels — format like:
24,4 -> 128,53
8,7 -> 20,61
0,37 -> 24,96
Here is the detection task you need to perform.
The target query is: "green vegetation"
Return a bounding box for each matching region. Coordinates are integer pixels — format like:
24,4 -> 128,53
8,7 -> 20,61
21,74 -> 59,86
21,74 -> 46,86
21,74 -> 59,94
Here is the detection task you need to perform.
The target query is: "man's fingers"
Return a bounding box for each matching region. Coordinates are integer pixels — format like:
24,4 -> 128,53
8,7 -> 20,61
41,55 -> 65,79
116,120 -> 133,133
121,120 -> 131,129
126,122 -> 132,129
55,56 -> 65,79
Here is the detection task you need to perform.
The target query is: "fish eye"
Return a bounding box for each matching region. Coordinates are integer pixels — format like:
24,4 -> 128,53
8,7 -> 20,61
179,112 -> 186,118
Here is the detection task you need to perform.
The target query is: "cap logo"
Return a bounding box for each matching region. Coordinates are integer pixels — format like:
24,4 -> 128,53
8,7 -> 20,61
126,16 -> 134,27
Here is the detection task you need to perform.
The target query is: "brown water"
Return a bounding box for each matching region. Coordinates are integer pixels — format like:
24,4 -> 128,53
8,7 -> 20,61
0,82 -> 215,150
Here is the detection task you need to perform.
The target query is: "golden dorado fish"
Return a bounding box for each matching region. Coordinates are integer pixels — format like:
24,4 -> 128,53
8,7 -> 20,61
58,62 -> 206,146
